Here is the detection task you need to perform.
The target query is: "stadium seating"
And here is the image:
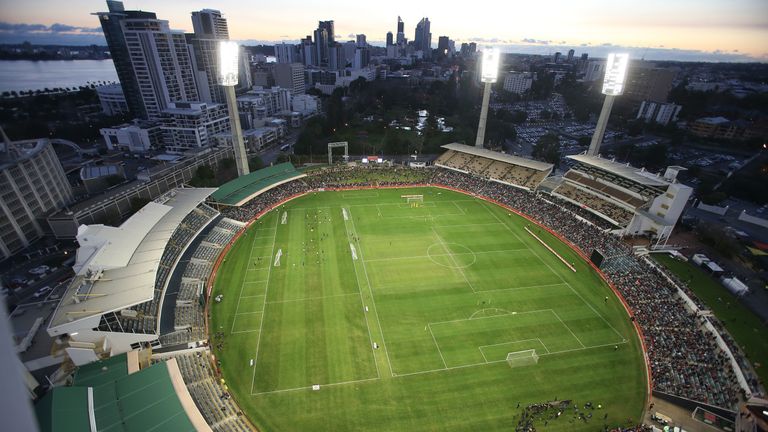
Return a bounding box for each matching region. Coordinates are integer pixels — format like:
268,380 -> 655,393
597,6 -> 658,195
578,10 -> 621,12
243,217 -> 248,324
171,352 -> 253,432
564,170 -> 648,208
553,182 -> 635,225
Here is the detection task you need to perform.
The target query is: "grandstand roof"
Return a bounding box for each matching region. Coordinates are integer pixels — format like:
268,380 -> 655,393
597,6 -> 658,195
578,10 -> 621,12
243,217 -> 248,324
49,188 -> 215,332
440,143 -> 554,172
566,154 -> 669,187
35,358 -> 207,432
209,162 -> 306,206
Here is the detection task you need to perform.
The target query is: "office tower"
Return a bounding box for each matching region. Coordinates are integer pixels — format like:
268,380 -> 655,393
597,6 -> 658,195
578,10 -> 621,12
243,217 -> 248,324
328,43 -> 345,70
238,46 -> 253,92
343,41 -> 356,65
94,1 -> 157,119
0,132 -> 74,260
386,31 -> 393,46
122,18 -> 199,120
314,28 -> 329,66
319,20 -> 335,44
468,42 -> 477,54
275,42 -> 297,63
274,63 -> 306,95
353,48 -> 370,70
567,49 -> 575,62
437,36 -> 450,58
191,9 -> 229,39
300,36 -> 316,66
356,34 -> 367,47
553,52 -> 562,63
396,16 -> 405,45
414,18 -> 432,57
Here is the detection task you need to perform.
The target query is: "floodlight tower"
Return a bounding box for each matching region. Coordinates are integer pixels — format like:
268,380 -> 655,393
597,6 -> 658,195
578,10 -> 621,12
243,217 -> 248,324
218,40 -> 249,176
475,47 -> 500,148
587,53 -> 629,156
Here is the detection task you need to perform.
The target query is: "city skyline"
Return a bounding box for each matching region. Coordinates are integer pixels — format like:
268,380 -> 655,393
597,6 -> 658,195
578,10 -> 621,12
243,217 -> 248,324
0,0 -> 766,62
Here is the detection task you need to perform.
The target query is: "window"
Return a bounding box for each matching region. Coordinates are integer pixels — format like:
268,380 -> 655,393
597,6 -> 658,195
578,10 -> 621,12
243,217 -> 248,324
660,203 -> 670,210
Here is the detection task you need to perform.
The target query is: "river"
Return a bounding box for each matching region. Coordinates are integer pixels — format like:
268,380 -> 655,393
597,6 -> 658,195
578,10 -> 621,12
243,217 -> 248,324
0,60 -> 118,93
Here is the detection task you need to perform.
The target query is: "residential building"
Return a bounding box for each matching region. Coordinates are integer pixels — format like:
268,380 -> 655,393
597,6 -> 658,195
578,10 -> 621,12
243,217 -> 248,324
567,49 -> 575,62
160,102 -> 229,153
100,120 -> 163,153
292,94 -> 320,116
386,31 -> 393,47
0,136 -> 74,260
300,36 -> 315,66
353,48 -> 370,70
96,84 -> 129,116
356,34 -> 367,47
329,43 -> 346,70
274,63 -> 306,95
636,101 -> 682,126
191,8 -> 229,39
237,87 -> 292,128
503,72 -> 535,94
93,0 -> 157,119
121,18 -> 199,120
583,60 -> 605,82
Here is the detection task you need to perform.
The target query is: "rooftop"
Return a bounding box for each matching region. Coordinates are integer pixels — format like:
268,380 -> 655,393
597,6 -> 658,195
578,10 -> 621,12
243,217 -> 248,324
441,143 -> 554,172
49,188 -> 215,332
210,162 -> 305,207
566,154 -> 670,187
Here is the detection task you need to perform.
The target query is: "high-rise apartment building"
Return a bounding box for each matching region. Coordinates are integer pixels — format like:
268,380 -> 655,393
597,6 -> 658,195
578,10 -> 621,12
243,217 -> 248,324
0,136 -> 73,260
353,48 -> 370,70
191,9 -> 229,39
356,34 -> 367,47
274,63 -> 306,95
503,72 -> 535,94
94,1 -> 157,119
189,9 -> 230,104
275,42 -> 297,64
300,36 -> 316,66
414,18 -> 432,57
624,62 -> 676,103
121,18 -> 199,120
386,31 -> 393,47
567,49 -> 575,62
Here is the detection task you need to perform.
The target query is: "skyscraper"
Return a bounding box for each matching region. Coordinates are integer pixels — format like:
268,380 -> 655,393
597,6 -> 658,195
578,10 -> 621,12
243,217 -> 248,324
300,36 -> 315,66
567,49 -> 575,62
121,18 -> 199,120
437,36 -> 450,58
414,18 -> 432,58
189,9 -> 230,105
396,16 -> 405,45
275,42 -> 297,64
274,63 -> 306,95
386,31 -> 393,47
356,34 -> 367,48
191,9 -> 229,39
94,1 -> 157,119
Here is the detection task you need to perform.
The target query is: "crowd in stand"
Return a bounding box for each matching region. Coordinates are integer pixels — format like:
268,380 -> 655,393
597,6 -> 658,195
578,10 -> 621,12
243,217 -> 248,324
216,165 -> 744,410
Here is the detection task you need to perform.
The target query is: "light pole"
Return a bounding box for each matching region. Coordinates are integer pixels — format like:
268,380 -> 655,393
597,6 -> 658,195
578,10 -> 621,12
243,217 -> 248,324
587,53 -> 629,156
218,40 -> 249,176
475,47 -> 500,148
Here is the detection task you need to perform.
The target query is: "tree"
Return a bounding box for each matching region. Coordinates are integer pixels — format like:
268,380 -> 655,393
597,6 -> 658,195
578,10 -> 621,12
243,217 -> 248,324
249,155 -> 264,171
532,133 -> 561,166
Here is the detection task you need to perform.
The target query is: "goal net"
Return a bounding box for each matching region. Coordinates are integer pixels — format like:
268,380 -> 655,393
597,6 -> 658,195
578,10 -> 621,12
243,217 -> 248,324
402,194 -> 424,208
506,349 -> 539,368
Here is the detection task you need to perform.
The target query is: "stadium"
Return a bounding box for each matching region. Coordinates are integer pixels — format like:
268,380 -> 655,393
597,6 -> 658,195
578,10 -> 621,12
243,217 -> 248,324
31,142 -> 755,431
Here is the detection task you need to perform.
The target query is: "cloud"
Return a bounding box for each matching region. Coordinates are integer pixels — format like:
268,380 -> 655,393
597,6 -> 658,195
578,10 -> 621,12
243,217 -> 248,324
521,38 -> 550,45
0,21 -> 105,45
347,33 -> 355,38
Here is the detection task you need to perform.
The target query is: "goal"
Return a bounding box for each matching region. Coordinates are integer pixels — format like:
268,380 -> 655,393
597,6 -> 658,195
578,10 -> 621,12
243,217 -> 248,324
402,194 -> 424,208
506,349 -> 539,368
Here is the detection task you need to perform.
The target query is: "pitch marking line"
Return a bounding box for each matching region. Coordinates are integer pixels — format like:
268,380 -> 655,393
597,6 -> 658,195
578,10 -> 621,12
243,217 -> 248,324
349,208 -> 396,377
550,310 -> 586,348
343,212 -> 382,379
478,338 -> 550,362
397,340 -> 629,379
251,377 -> 380,396
249,215 -> 280,394
473,282 -> 568,294
231,329 -> 260,335
265,292 -> 358,305
230,225 -> 264,333
363,248 -> 529,263
480,203 -> 624,345
428,323 -> 448,368
240,294 -> 266,299
431,228 -> 477,294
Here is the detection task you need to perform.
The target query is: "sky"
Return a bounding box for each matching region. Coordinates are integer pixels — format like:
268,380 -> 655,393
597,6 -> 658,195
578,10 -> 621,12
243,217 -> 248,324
0,0 -> 766,62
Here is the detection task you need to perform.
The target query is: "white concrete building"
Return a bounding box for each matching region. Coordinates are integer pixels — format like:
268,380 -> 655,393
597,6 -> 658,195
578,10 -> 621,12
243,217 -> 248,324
636,100 -> 682,126
160,102 -> 229,153
291,94 -> 319,116
584,60 -> 606,82
503,72 -> 534,94
96,84 -> 129,116
100,121 -> 163,153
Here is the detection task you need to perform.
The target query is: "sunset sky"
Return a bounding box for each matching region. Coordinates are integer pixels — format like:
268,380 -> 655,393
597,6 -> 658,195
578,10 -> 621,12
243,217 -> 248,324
0,0 -> 766,61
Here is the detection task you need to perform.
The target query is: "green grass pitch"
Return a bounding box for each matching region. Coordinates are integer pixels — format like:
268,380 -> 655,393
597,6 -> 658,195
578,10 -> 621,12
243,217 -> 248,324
209,187 -> 647,431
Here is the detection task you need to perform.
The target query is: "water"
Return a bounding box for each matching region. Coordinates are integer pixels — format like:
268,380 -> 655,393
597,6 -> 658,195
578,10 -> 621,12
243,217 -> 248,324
0,60 -> 118,93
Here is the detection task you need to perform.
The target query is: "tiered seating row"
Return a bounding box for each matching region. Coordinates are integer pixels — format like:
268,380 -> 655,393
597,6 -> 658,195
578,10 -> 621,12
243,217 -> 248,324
553,182 -> 635,226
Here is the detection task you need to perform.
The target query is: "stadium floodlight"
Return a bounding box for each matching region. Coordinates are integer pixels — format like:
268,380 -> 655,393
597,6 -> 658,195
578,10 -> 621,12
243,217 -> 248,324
588,53 -> 630,156
475,47 -> 499,148
218,40 -> 239,87
601,53 -> 629,96
218,40 -> 248,176
480,47 -> 500,83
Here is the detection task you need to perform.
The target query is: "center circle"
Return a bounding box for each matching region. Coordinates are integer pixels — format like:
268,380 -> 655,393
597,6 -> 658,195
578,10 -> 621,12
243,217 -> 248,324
426,242 -> 477,269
